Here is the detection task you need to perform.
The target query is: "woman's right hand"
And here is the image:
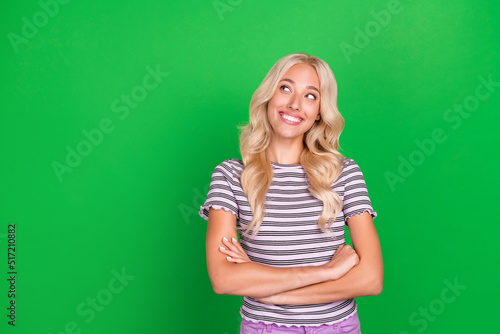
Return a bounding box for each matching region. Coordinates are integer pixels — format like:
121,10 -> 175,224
218,236 -> 253,264
322,245 -> 360,280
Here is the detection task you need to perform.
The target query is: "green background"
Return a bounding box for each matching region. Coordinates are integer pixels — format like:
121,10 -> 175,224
1,0 -> 499,333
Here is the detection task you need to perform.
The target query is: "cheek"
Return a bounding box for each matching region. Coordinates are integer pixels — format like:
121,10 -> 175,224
267,97 -> 283,119
312,102 -> 321,119
305,106 -> 320,121
266,103 -> 277,126
270,89 -> 290,105
267,95 -> 277,110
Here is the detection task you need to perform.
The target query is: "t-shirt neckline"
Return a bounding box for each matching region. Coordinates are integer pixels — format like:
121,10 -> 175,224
270,161 -> 302,169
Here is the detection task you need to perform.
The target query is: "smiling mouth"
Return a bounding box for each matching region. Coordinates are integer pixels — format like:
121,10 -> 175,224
279,112 -> 303,123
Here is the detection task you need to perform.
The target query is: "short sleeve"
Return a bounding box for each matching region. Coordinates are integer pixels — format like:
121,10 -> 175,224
342,159 -> 377,221
198,161 -> 239,221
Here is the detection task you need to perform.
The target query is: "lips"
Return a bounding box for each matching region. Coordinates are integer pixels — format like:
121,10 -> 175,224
279,112 -> 303,124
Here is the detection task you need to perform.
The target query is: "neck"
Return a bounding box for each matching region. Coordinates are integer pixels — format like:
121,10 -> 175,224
266,137 -> 304,165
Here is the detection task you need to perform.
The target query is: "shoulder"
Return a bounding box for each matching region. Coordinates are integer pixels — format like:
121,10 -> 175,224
212,159 -> 244,181
214,159 -> 244,173
341,157 -> 361,173
338,157 -> 367,182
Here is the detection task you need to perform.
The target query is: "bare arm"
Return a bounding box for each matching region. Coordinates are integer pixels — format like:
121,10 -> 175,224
206,208 -> 358,298
256,211 -> 383,305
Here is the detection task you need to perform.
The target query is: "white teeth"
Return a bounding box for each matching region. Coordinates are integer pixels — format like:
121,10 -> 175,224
281,113 -> 301,123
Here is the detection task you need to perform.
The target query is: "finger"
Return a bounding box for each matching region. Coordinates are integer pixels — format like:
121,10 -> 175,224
331,245 -> 344,258
256,296 -> 273,305
231,237 -> 247,253
224,237 -> 249,258
219,246 -> 246,259
221,237 -> 251,263
222,237 -> 238,251
226,256 -> 250,263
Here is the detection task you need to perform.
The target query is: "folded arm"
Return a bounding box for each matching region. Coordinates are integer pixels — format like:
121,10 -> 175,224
206,208 -> 358,298
256,211 -> 383,305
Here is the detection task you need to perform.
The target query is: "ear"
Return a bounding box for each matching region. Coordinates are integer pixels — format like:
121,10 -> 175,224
315,113 -> 321,121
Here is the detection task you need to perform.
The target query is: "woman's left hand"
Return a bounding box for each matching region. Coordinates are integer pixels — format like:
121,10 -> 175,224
254,294 -> 281,305
219,236 -> 252,263
218,236 -> 289,304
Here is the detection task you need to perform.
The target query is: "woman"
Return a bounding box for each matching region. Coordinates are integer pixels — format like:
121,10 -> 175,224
199,53 -> 383,333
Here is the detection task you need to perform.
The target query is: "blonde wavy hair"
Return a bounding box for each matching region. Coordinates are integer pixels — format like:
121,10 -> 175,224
239,53 -> 345,237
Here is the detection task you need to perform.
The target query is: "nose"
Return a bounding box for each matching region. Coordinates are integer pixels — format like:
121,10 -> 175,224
287,93 -> 300,111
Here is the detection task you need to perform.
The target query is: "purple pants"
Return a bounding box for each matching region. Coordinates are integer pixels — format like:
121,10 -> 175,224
240,312 -> 361,334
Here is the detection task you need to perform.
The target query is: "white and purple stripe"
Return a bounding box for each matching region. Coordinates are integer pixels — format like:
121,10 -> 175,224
199,158 -> 377,327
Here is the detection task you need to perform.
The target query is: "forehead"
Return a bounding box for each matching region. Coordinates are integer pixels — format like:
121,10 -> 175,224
280,64 -> 320,87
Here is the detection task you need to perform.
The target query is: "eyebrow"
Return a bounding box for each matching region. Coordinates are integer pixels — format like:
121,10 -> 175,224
280,78 -> 320,93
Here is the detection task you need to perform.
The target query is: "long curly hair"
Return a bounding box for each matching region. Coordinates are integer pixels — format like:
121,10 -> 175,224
239,53 -> 346,236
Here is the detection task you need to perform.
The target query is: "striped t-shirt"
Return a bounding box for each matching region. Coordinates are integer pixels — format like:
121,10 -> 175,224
199,157 -> 377,327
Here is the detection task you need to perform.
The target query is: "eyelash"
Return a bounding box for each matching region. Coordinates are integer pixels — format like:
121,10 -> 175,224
280,85 -> 317,100
280,85 -> 291,92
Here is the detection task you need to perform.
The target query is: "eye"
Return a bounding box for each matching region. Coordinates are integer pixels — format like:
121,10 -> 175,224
280,85 -> 291,92
306,93 -> 317,100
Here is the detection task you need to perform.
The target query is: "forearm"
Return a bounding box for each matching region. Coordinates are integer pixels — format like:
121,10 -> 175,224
209,260 -> 329,298
206,208 -> 342,298
264,259 -> 383,305
260,212 -> 384,306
